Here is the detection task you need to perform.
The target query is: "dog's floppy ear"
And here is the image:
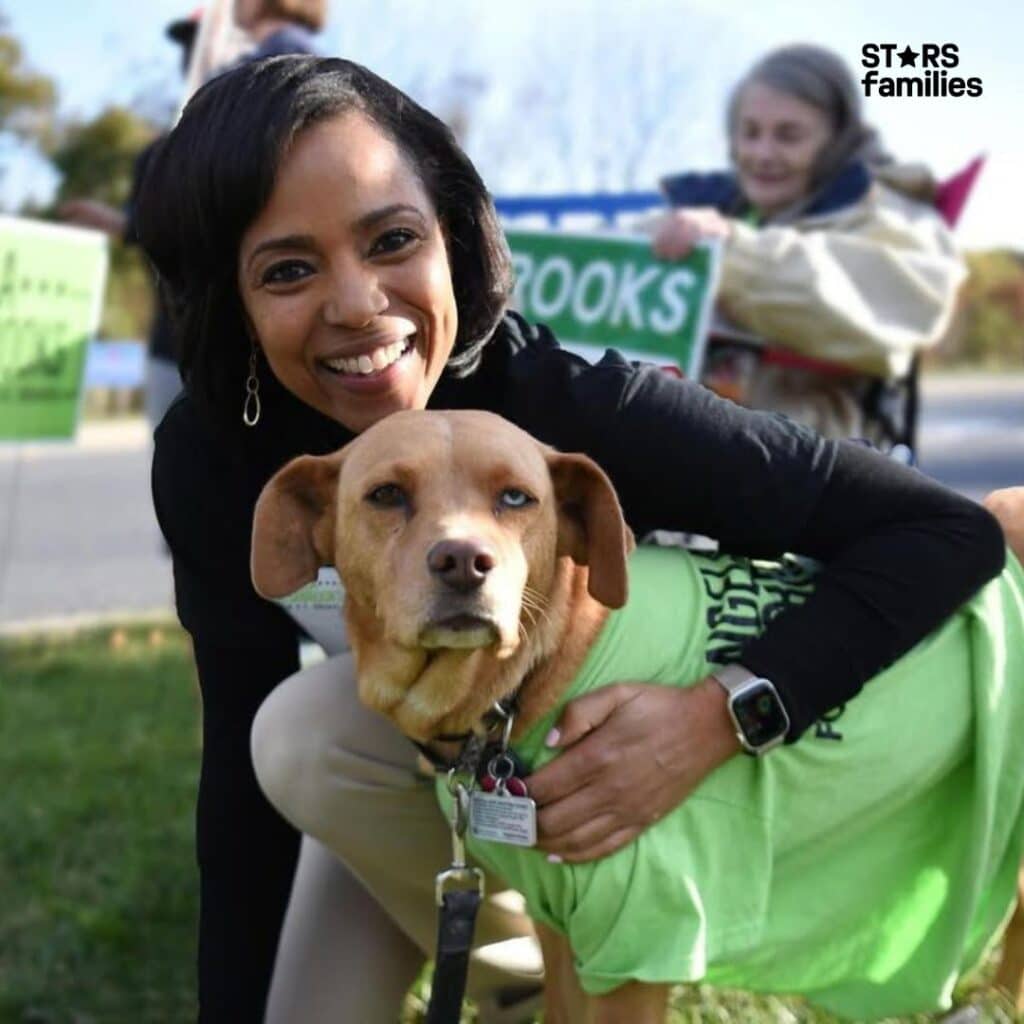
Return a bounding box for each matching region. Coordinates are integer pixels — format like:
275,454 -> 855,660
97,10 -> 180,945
251,448 -> 348,599
547,451 -> 635,609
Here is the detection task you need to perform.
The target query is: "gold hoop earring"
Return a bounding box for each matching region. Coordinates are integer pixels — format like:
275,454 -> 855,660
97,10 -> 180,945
242,345 -> 261,427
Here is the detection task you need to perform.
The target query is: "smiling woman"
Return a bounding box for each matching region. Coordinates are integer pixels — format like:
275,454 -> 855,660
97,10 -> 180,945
138,55 -> 509,437
729,80 -> 833,217
237,113 -> 458,431
133,54 -> 1003,1023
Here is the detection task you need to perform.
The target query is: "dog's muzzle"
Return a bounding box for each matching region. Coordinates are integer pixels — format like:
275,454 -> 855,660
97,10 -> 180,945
418,612 -> 501,650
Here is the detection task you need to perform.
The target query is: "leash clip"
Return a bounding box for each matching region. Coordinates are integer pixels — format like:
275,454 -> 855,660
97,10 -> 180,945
434,864 -> 484,907
436,771 -> 483,906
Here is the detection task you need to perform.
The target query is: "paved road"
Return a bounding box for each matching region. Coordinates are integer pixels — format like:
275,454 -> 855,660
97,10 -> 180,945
916,374 -> 1024,501
0,420 -> 173,631
0,372 -> 1021,629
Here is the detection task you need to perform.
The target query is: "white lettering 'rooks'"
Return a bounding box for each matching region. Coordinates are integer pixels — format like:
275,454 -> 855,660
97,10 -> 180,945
511,254 -> 695,336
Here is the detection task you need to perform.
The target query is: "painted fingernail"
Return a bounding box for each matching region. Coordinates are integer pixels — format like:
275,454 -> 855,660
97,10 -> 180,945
547,853 -> 563,864
545,728 -> 561,748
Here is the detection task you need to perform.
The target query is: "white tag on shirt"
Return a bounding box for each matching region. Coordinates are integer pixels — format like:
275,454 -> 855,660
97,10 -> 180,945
470,790 -> 537,847
277,567 -> 349,655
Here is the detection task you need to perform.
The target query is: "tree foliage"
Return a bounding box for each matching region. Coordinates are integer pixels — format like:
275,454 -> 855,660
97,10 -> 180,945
51,106 -> 155,208
0,17 -> 56,145
938,251 -> 1024,368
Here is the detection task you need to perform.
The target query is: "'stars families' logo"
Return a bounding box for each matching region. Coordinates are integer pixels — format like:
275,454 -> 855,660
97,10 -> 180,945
861,44 -> 982,98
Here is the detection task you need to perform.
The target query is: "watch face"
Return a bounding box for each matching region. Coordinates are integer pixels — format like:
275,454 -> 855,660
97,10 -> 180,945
733,681 -> 789,748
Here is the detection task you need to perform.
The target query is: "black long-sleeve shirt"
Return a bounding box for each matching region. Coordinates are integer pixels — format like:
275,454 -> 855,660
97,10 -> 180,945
152,312 -> 1004,1020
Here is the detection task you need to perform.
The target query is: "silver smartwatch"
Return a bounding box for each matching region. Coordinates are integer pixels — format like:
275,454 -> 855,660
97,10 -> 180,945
712,664 -> 791,756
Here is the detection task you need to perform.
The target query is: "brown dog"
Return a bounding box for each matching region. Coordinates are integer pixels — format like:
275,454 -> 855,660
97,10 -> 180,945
252,410 -> 1024,1024
251,409 -> 632,747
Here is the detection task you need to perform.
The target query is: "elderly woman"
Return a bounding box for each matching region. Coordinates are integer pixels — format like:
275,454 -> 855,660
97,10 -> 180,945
134,56 -> 1001,1021
654,43 -> 966,443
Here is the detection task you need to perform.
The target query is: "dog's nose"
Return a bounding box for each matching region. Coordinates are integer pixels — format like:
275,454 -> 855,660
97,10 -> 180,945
427,539 -> 495,593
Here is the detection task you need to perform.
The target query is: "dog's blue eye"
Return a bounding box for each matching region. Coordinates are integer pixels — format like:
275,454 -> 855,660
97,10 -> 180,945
366,484 -> 407,508
499,488 -> 534,509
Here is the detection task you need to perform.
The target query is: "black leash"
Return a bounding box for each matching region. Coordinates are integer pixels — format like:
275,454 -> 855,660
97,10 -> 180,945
424,889 -> 483,1023
424,772 -> 483,1024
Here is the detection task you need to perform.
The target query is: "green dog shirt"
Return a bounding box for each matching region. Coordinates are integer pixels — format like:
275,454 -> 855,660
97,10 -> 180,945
439,545 -> 1024,1019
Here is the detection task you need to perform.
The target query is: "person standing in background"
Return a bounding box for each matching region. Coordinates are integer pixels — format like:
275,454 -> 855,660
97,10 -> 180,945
652,44 -> 966,446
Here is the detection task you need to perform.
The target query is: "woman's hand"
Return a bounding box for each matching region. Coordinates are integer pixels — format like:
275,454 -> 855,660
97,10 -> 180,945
526,679 -> 741,862
983,486 -> 1024,562
652,207 -> 733,260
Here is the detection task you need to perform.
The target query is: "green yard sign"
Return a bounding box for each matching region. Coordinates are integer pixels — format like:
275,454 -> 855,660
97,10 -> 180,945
505,229 -> 719,376
0,216 -> 109,441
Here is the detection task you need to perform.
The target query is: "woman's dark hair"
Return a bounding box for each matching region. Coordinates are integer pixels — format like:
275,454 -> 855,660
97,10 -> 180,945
135,55 -> 512,418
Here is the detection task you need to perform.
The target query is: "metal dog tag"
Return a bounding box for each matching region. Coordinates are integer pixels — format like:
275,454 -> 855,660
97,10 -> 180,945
469,790 -> 537,847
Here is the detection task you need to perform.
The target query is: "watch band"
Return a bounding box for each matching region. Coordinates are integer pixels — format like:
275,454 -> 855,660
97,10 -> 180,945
712,663 -> 759,695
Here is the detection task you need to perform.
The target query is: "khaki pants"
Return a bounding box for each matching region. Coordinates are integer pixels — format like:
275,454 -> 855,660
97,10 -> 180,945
251,654 -> 542,1023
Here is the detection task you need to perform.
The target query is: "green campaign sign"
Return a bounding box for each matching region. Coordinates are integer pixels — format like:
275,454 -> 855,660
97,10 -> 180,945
0,216 -> 109,441
505,229 -> 719,377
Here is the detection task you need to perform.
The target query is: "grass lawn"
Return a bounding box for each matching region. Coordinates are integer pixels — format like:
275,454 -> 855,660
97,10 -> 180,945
1,625 -> 199,1024
0,625 -> 1018,1023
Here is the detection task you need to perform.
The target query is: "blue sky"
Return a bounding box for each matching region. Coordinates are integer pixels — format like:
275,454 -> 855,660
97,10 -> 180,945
5,0 -> 1022,249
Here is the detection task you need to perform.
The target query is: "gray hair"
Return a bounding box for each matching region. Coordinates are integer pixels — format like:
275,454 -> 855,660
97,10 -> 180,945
727,44 -> 891,220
